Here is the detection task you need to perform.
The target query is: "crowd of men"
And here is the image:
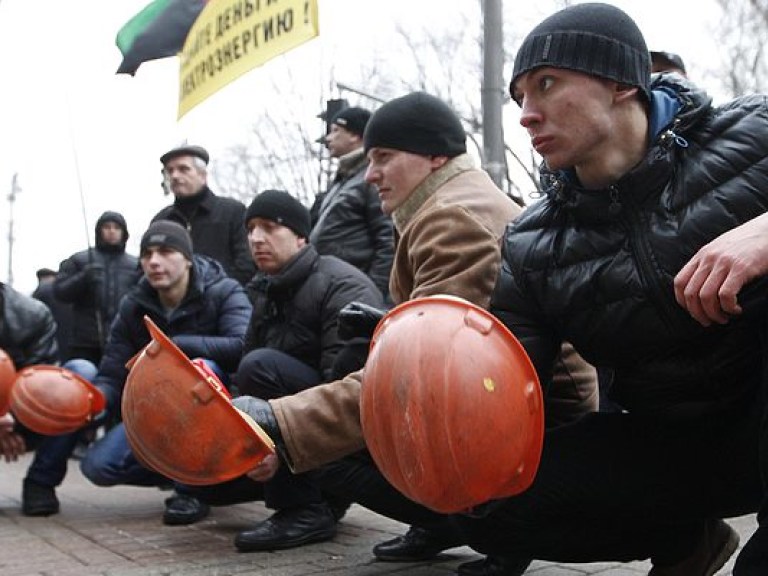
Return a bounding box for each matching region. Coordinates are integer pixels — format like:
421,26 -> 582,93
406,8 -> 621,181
2,4 -> 768,576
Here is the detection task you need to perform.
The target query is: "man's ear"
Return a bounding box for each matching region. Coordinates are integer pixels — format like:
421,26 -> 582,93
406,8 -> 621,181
430,156 -> 450,170
614,83 -> 640,103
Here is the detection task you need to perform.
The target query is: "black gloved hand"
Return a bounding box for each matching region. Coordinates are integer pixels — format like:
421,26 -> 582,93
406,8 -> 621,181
84,262 -> 104,283
337,301 -> 387,340
232,396 -> 287,461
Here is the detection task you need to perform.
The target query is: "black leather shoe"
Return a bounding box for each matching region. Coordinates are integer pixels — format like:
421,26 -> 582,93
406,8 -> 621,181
163,493 -> 210,526
458,555 -> 531,576
322,491 -> 352,522
373,526 -> 459,562
22,479 -> 60,516
235,504 -> 337,552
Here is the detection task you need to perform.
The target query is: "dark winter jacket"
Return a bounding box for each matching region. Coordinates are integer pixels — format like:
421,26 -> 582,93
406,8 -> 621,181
492,74 -> 768,419
0,282 -> 58,368
153,186 -> 255,285
32,281 -> 73,363
94,255 -> 252,415
309,149 -> 394,297
245,245 -> 384,381
54,212 -> 139,359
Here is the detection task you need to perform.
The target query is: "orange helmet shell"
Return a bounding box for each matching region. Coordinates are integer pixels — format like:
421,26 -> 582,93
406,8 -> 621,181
10,365 -> 106,435
0,348 -> 16,416
122,316 -> 275,485
360,295 -> 544,514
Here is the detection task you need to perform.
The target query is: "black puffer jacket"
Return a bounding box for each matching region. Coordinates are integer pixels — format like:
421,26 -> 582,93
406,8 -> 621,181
153,186 -> 255,285
54,211 -> 140,357
94,255 -> 252,415
0,282 -> 58,368
492,75 -> 768,418
309,150 -> 394,297
244,245 -> 384,381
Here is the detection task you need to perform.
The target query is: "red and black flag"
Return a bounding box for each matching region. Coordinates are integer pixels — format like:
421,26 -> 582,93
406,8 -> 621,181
115,0 -> 207,76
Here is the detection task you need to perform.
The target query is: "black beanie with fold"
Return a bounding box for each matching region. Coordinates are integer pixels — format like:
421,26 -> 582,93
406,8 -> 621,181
510,3 -> 651,103
363,92 -> 467,157
244,190 -> 311,239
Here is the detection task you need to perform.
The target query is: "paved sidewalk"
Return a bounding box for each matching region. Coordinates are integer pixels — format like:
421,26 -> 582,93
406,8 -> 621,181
0,453 -> 757,575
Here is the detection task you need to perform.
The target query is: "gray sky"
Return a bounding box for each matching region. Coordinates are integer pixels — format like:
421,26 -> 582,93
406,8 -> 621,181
0,0 -> 721,293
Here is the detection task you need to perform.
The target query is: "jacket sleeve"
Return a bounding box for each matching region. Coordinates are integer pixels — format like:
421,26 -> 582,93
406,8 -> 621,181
53,254 -> 90,303
271,369 -> 366,473
317,271 -> 384,381
362,184 -> 394,296
171,280 -> 252,373
22,302 -> 59,366
490,247 -> 598,425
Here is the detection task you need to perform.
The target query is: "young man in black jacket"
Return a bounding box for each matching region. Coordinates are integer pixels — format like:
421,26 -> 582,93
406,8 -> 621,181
467,3 -> 768,574
23,222 -> 252,521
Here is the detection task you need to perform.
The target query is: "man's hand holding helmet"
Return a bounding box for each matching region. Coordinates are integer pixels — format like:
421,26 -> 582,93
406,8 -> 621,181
232,396 -> 285,482
0,413 -> 25,462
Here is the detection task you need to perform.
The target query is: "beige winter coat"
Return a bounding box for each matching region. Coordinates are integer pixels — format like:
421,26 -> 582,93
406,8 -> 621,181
271,154 -> 597,472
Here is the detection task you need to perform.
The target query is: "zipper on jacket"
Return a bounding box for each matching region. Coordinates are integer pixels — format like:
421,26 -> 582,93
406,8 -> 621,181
608,185 -> 622,215
619,190 -> 689,334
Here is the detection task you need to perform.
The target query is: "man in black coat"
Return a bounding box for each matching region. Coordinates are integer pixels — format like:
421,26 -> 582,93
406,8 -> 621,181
310,107 -> 394,300
175,190 -> 384,552
0,281 -> 58,507
153,144 -> 255,285
31,268 -> 72,364
0,282 -> 56,464
54,211 -> 139,365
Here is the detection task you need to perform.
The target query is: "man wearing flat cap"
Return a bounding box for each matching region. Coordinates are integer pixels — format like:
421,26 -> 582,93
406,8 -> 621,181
153,145 -> 255,285
310,106 -> 394,300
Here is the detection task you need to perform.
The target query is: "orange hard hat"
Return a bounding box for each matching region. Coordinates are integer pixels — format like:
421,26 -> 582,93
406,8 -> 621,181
0,348 -> 16,416
122,316 -> 275,485
360,295 -> 544,514
10,365 -> 106,435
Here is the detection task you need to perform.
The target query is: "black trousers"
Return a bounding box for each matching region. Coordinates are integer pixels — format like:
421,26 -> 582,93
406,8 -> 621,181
235,348 -> 324,510
311,401 -> 762,565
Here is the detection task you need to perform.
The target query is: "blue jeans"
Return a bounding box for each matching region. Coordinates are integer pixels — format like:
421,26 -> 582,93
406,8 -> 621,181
80,423 -> 165,487
79,358 -> 227,489
24,359 -> 99,488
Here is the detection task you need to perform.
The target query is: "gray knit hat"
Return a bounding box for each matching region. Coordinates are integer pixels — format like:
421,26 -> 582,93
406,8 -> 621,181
510,3 -> 651,104
140,220 -> 194,261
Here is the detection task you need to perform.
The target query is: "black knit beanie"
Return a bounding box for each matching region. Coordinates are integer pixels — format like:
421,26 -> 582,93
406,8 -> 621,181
510,3 -> 650,104
244,190 -> 311,239
140,220 -> 194,261
363,92 -> 467,157
331,106 -> 371,137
